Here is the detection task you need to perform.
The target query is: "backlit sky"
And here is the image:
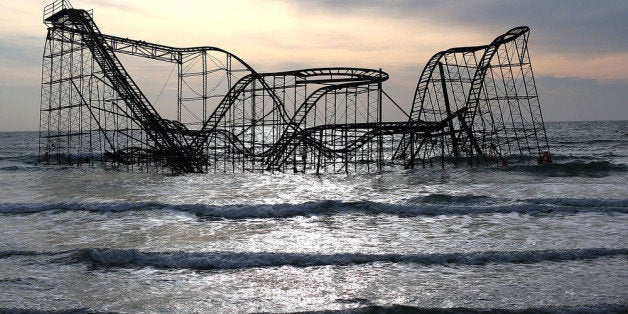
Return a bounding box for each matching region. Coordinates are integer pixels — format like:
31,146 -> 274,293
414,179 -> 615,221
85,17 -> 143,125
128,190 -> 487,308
1,0 -> 626,131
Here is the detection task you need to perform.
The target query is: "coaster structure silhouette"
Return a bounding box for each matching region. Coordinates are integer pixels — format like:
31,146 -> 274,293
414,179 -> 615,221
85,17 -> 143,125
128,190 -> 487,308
39,0 -> 551,173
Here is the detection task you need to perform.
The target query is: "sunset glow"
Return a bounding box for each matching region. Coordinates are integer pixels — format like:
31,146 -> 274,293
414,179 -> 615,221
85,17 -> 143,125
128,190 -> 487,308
0,0 -> 626,130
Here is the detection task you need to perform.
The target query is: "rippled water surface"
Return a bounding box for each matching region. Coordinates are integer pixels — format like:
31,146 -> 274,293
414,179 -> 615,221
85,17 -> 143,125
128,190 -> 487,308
0,121 -> 626,312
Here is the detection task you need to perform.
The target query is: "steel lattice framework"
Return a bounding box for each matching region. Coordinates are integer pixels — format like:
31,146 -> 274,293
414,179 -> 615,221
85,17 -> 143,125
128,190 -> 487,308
39,0 -> 551,173
394,26 -> 551,168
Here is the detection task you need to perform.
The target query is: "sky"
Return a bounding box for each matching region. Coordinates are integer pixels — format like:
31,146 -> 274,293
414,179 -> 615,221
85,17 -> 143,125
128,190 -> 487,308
0,0 -> 626,131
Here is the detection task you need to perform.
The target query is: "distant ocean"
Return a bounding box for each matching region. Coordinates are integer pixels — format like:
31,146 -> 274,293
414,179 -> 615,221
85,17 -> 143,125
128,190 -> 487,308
0,121 -> 626,312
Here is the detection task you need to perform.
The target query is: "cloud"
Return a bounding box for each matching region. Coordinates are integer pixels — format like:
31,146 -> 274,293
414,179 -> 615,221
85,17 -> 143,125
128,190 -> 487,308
289,0 -> 628,52
0,85 -> 40,131
285,0 -> 628,81
82,0 -> 156,17
537,76 -> 628,121
535,52 -> 628,83
0,0 -> 625,130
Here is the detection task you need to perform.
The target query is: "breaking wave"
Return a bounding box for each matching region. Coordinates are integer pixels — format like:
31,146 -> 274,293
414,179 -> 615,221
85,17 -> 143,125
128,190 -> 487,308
408,194 -> 497,205
2,304 -> 625,313
0,197 -> 626,218
317,304 -> 628,314
500,159 -> 626,177
322,304 -> 627,314
1,247 -> 625,270
0,153 -> 40,164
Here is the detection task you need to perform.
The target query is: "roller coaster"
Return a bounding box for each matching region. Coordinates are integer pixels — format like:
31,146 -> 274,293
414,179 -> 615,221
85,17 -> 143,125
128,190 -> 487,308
39,0 -> 551,173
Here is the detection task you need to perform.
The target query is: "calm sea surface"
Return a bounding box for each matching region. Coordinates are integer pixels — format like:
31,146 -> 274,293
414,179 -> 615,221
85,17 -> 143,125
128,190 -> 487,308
0,121 -> 626,312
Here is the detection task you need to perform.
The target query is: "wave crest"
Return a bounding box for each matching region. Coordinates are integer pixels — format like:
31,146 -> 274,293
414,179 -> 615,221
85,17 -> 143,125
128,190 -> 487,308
1,198 -> 626,218
2,248 -> 625,270
503,160 -> 626,177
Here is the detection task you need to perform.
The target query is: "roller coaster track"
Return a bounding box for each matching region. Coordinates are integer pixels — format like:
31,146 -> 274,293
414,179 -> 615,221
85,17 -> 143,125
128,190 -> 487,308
264,68 -> 388,170
199,114 -> 459,163
40,0 -> 550,173
192,68 -> 388,170
300,107 -> 466,155
456,27 -> 531,156
44,7 -> 199,172
394,26 -> 532,161
44,15 -> 387,172
48,28 -> 255,68
44,3 -> 388,172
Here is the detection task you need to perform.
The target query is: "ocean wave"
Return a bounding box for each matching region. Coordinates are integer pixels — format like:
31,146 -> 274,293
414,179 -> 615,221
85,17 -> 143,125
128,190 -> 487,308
0,250 -> 60,258
329,304 -> 627,314
0,153 -> 40,164
1,304 -> 625,314
0,152 -> 109,170
407,194 -> 497,205
555,138 -> 623,145
0,308 -> 96,314
1,248 -> 625,270
501,160 -> 626,177
318,304 -> 628,314
548,154 -> 609,161
525,197 -> 628,208
0,165 -> 25,171
0,198 -> 626,218
0,164 -> 46,171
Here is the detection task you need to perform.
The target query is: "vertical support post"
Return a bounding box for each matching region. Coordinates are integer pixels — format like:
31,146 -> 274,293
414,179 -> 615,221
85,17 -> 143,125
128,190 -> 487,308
409,133 -> 415,168
56,28 -> 65,165
438,61 -> 458,158
67,32 -> 76,166
202,50 -> 207,123
40,30 -> 55,165
251,79 -> 256,170
441,136 -> 445,169
377,69 -> 383,171
316,130 -> 323,175
176,52 -> 183,122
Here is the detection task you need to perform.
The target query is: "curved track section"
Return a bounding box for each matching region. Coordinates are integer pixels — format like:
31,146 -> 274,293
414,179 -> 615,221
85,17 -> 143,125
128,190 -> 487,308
195,68 -> 388,172
39,0 -> 550,173
43,7 -> 199,172
395,26 -> 550,167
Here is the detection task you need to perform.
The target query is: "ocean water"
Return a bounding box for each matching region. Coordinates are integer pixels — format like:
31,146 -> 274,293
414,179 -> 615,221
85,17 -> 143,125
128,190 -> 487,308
0,121 -> 626,313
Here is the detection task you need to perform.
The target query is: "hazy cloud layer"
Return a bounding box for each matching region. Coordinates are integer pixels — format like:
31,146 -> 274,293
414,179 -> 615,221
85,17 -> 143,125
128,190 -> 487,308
291,0 -> 628,53
0,0 -> 626,130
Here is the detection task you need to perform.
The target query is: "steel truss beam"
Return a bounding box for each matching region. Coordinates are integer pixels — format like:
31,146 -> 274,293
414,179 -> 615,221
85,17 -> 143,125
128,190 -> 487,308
39,0 -> 551,173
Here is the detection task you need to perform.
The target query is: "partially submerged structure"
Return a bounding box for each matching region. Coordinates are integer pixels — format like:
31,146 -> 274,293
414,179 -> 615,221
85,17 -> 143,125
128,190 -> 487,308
39,0 -> 550,173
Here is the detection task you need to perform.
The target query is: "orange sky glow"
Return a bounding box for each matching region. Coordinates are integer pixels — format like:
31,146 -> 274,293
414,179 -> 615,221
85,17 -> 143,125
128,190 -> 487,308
0,0 -> 626,130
